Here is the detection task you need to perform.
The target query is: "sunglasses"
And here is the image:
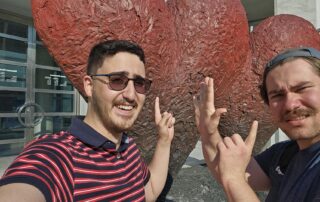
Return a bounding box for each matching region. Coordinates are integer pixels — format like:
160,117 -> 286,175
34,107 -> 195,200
90,73 -> 152,94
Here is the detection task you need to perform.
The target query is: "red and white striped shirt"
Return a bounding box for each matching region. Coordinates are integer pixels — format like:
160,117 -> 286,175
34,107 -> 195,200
0,117 -> 150,202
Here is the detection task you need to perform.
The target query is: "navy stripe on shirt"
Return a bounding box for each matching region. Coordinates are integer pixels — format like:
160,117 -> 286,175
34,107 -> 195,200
0,117 -> 150,202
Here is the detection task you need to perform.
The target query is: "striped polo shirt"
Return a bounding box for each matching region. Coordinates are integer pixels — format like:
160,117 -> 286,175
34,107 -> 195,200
0,117 -> 150,202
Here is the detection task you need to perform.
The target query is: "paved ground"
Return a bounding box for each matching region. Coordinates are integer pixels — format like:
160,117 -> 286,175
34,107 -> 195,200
0,141 -> 267,201
166,164 -> 226,202
163,141 -> 226,201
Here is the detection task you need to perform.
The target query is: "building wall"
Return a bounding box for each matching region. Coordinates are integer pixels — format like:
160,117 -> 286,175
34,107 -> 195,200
275,0 -> 319,28
0,11 -> 78,156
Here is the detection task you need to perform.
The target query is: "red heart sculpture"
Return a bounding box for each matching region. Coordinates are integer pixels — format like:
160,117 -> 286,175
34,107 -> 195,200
31,0 -> 320,177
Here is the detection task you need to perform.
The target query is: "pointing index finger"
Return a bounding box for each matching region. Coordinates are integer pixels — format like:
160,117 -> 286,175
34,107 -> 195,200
206,77 -> 215,108
155,97 -> 161,123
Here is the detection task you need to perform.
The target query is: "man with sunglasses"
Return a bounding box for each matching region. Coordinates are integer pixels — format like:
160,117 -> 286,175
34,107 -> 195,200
0,40 -> 175,201
194,47 -> 320,201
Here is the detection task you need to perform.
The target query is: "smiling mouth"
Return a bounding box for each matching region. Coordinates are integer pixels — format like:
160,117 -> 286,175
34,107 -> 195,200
284,108 -> 314,123
117,105 -> 134,111
284,115 -> 311,127
286,115 -> 309,122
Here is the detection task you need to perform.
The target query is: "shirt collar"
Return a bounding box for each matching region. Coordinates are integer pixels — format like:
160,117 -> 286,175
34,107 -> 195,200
299,140 -> 320,154
67,116 -> 130,152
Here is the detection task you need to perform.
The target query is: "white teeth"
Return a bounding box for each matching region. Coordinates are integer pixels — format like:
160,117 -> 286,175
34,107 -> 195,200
117,105 -> 133,110
289,116 -> 306,121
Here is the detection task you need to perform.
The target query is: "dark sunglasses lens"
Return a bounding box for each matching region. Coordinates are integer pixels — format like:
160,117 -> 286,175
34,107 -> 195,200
133,78 -> 148,94
108,74 -> 151,94
108,75 -> 128,91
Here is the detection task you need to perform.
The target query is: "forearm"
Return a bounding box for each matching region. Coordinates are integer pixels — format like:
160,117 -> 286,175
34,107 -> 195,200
0,183 -> 46,202
147,140 -> 171,200
201,132 -> 222,182
222,178 -> 260,202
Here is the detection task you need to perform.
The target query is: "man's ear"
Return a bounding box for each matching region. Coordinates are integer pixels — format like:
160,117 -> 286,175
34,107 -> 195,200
83,75 -> 93,98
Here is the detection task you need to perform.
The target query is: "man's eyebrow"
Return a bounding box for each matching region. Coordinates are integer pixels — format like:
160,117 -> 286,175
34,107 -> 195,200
268,89 -> 284,96
107,71 -> 146,78
268,81 -> 314,96
133,74 -> 146,79
108,71 -> 127,75
290,81 -> 314,90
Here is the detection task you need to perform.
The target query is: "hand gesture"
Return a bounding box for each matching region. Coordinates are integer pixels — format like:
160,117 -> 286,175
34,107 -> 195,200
155,97 -> 175,144
193,77 -> 227,142
217,121 -> 258,183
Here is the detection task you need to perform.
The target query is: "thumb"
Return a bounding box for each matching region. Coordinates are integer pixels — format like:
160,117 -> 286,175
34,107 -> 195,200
245,120 -> 258,150
210,108 -> 227,125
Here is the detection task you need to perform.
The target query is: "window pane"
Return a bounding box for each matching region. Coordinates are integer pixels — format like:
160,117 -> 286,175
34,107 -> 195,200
0,63 -> 26,87
0,117 -> 25,157
0,18 -> 28,38
36,43 -> 57,66
0,90 -> 25,113
0,37 -> 27,62
0,142 -> 24,157
0,117 -> 24,140
36,116 -> 72,135
35,92 -> 74,112
35,68 -> 73,91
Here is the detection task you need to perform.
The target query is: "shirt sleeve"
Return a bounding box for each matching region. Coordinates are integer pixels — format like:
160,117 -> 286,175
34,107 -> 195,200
0,137 -> 74,202
139,156 -> 150,186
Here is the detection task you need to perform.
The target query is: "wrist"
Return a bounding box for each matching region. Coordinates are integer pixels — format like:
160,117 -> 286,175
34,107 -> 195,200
157,137 -> 172,147
221,174 -> 248,188
200,134 -> 221,147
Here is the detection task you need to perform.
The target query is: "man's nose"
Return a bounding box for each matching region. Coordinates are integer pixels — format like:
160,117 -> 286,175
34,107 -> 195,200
284,93 -> 301,111
122,80 -> 136,100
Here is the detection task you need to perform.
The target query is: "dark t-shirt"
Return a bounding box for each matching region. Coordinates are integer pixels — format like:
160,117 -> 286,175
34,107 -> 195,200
255,140 -> 320,202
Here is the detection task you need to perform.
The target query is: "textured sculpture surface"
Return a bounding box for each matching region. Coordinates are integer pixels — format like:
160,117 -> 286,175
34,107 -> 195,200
32,0 -> 320,176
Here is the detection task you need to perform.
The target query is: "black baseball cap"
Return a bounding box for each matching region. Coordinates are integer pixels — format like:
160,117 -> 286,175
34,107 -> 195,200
265,47 -> 320,69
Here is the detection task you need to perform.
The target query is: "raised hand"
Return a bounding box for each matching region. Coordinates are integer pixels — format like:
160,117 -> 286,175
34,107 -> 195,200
193,77 -> 261,201
193,77 -> 227,143
217,121 -> 259,184
144,97 -> 176,200
193,77 -> 227,180
155,97 -> 175,144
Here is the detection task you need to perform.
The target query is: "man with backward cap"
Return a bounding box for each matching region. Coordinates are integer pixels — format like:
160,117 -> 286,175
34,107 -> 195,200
194,47 -> 320,201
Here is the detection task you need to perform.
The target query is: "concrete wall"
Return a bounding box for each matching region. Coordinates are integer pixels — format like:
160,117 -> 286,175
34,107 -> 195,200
317,0 -> 320,29
275,0 -> 319,29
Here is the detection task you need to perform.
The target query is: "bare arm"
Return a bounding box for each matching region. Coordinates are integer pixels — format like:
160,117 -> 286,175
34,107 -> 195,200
0,183 -> 45,202
194,77 -> 271,200
221,156 -> 271,200
193,77 -> 227,182
144,97 -> 175,202
217,121 -> 260,202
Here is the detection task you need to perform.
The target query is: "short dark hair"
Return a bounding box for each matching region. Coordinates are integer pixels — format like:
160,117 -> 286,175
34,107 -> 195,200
260,47 -> 320,105
87,40 -> 145,75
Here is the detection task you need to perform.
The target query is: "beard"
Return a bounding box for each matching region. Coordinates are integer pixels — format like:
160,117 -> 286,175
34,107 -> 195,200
91,92 -> 140,134
279,107 -> 320,141
104,114 -> 136,134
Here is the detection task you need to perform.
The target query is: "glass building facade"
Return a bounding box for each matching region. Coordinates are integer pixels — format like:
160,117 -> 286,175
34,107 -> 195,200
0,14 -> 79,156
